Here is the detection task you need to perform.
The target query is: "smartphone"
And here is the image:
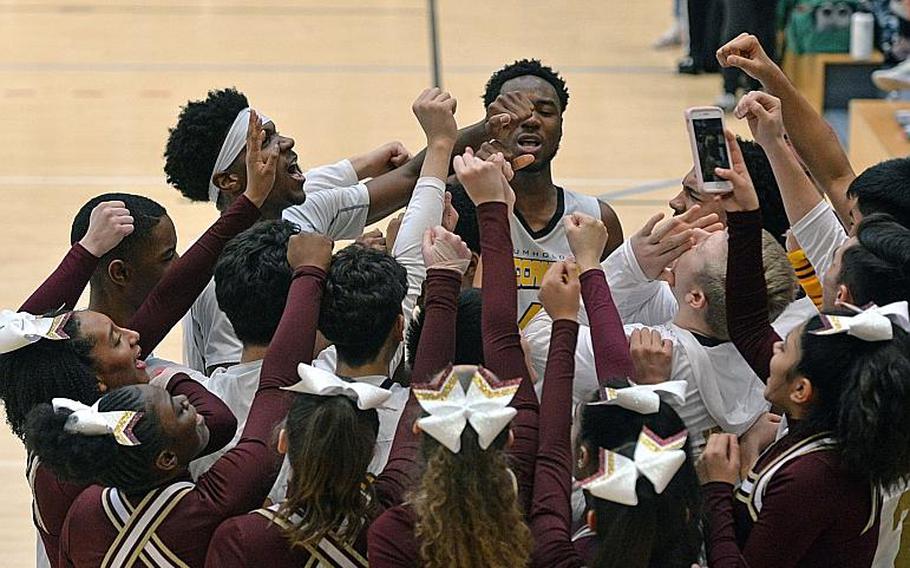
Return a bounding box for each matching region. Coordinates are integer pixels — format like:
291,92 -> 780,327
685,106 -> 733,193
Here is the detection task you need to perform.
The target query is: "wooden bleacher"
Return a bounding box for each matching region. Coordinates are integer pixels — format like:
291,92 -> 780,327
849,99 -> 910,172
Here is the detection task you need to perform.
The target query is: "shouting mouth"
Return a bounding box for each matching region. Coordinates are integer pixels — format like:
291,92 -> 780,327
516,133 -> 543,154
287,156 -> 306,184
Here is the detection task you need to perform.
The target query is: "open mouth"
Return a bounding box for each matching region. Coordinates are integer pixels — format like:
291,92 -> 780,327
287,157 -> 306,184
516,134 -> 542,154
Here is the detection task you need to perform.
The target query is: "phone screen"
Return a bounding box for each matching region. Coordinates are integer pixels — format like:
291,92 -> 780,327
693,117 -> 730,182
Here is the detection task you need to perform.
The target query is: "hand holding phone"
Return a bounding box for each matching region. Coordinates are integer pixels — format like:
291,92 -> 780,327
685,106 -> 733,194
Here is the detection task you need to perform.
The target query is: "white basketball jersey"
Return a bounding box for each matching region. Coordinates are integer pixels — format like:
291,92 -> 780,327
510,188 -> 601,328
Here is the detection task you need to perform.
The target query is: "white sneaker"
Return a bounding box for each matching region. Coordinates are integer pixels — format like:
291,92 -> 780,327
715,92 -> 737,113
653,21 -> 684,49
872,58 -> 910,91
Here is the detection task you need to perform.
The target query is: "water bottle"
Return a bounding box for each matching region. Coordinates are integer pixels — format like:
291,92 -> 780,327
850,12 -> 875,60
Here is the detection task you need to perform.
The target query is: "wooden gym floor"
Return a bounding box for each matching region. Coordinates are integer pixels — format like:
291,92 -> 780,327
0,1 -> 754,564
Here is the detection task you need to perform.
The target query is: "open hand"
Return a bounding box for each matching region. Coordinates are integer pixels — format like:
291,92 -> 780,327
78,201 -> 135,257
630,206 -> 724,280
242,109 -> 279,208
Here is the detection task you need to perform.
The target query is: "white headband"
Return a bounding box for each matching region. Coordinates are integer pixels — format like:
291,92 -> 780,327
413,366 -> 519,454
0,310 -> 71,354
812,301 -> 910,342
587,381 -> 688,415
208,107 -> 272,203
283,364 -> 392,410
52,398 -> 144,446
579,426 -> 687,506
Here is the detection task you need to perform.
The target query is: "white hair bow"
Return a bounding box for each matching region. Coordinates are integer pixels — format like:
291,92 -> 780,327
284,364 -> 393,410
51,398 -> 143,446
579,426 -> 687,506
587,380 -> 688,415
812,301 -> 910,342
207,107 -> 273,203
413,366 -> 520,454
0,310 -> 70,355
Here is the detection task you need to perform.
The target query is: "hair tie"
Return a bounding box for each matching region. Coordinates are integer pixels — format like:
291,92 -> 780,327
578,426 -> 687,506
51,398 -> 143,446
207,107 -> 272,203
413,366 -> 519,454
284,364 -> 393,410
587,380 -> 687,415
0,310 -> 71,354
812,301 -> 910,342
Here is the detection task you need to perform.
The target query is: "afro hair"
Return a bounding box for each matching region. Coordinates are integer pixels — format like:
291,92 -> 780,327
164,87 -> 249,202
483,59 -> 569,112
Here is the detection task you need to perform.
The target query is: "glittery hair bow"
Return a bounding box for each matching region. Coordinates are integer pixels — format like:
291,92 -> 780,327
579,426 -> 688,506
0,310 -> 70,355
812,301 -> 910,342
587,380 -> 688,415
51,398 -> 144,446
284,364 -> 393,410
413,365 -> 520,453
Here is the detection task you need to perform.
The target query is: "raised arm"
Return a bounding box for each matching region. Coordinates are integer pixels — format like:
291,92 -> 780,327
454,148 -> 539,510
716,131 -> 780,381
734,91 -> 824,225
20,200 -> 134,314
530,261 -> 583,568
566,212 -> 636,381
390,88 -> 458,318
193,233 -> 331,517
376,254 -> 466,508
130,111 -> 277,355
718,33 -> 856,228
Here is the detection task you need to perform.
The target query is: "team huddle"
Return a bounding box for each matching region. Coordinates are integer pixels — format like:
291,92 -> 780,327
2,32 -> 910,568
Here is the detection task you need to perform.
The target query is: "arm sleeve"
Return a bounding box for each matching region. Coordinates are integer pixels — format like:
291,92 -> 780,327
20,243 -> 98,314
705,459 -> 844,568
580,268 -> 636,382
165,373 -> 237,457
303,159 -> 359,193
282,183 -> 370,241
375,268 -> 460,508
129,195 -> 261,357
602,239 -> 678,325
725,210 -> 781,382
529,319 -> 585,568
192,267 -> 325,517
476,201 -> 537,513
391,176 -> 446,321
790,200 -> 848,281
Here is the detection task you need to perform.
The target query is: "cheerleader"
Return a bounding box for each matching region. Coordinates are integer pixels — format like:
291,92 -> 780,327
528,216 -> 702,568
367,149 -> 539,567
0,110 -> 276,566
24,231 -> 331,567
703,130 -> 910,566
